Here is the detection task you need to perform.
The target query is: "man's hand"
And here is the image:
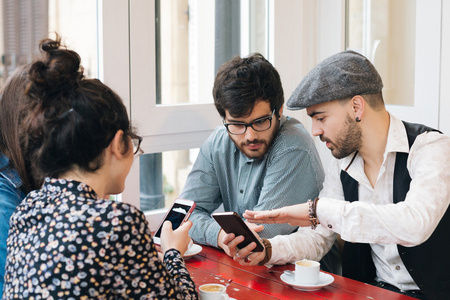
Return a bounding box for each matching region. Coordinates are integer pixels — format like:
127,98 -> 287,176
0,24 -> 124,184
243,203 -> 310,227
218,222 -> 265,266
217,229 -> 233,256
217,222 -> 264,257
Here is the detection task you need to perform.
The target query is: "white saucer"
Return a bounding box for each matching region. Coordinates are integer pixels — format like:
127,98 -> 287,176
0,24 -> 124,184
184,243 -> 202,259
280,271 -> 334,291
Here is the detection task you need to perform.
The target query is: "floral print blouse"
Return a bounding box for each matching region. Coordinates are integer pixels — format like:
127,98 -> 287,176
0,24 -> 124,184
3,178 -> 198,300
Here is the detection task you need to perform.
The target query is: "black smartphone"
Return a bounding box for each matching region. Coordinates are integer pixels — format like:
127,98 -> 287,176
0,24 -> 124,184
153,198 -> 196,245
212,211 -> 264,252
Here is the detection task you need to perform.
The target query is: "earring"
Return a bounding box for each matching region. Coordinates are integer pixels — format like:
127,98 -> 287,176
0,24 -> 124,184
356,117 -> 361,122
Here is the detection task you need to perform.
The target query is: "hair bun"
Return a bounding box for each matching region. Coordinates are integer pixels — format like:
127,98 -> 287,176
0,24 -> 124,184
27,35 -> 84,103
40,38 -> 61,52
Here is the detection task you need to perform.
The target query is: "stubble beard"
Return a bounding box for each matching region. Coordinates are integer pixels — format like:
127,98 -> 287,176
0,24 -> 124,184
231,119 -> 279,159
323,115 -> 362,159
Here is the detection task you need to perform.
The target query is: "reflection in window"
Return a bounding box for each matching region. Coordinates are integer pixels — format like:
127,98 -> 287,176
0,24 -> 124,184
346,0 -> 416,106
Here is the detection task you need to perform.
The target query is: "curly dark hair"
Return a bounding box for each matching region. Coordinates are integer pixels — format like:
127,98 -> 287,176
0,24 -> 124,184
213,53 -> 284,119
21,36 -> 132,180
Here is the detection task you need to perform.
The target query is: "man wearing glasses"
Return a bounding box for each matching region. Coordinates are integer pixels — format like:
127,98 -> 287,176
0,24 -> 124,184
180,53 -> 340,272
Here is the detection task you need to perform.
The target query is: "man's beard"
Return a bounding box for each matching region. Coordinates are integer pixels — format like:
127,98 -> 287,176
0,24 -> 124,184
236,138 -> 270,159
232,119 -> 279,159
321,115 -> 362,159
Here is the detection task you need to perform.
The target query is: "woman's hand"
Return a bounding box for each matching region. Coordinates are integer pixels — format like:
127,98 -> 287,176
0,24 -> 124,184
243,203 -> 310,227
160,220 -> 193,256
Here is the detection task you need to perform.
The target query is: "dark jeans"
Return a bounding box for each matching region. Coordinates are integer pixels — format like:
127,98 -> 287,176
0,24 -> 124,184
372,281 -> 427,299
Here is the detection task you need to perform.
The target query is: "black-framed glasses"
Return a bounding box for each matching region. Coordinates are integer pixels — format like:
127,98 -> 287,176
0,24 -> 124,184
127,132 -> 143,155
223,109 -> 275,135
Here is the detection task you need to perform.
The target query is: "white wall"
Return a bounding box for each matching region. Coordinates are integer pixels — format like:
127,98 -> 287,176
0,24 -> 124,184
440,0 -> 450,134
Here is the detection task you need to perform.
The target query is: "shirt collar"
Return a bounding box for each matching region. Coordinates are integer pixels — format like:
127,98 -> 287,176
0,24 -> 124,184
385,113 -> 410,155
279,114 -> 287,126
0,152 -> 23,189
41,177 -> 98,200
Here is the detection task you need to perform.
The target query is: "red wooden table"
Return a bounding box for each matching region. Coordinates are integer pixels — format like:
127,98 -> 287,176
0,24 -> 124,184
185,245 -> 415,299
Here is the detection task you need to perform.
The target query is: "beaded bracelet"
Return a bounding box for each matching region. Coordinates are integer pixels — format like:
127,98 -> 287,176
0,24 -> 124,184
307,197 -> 320,230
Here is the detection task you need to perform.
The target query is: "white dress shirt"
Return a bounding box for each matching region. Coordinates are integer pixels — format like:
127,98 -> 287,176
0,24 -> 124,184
268,224 -> 336,266
317,113 -> 450,290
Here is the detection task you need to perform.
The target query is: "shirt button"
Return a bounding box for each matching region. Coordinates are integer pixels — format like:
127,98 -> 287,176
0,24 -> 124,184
327,224 -> 332,229
240,190 -> 243,193
395,266 -> 401,270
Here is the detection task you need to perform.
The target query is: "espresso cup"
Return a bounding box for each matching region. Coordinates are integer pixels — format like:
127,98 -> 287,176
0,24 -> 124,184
187,238 -> 194,251
199,284 -> 230,300
295,259 -> 320,285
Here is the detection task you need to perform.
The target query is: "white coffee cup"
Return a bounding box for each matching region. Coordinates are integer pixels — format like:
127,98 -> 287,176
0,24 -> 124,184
295,259 -> 320,285
199,284 -> 230,300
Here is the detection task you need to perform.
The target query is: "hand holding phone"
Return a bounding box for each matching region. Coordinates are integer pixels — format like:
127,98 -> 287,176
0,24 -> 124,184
153,198 -> 196,245
160,219 -> 193,255
212,211 -> 264,252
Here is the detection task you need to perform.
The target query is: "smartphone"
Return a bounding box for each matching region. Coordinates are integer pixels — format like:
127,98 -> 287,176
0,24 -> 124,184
212,211 -> 264,252
153,198 -> 196,245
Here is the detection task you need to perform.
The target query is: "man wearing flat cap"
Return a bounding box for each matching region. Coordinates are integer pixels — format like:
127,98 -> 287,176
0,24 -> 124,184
244,50 -> 450,299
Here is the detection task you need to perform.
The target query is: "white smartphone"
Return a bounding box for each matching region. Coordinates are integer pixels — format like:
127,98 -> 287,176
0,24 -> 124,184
153,198 -> 196,245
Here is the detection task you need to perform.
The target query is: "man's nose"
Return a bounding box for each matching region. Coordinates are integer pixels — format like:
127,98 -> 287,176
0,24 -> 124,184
245,126 -> 259,140
311,123 -> 323,137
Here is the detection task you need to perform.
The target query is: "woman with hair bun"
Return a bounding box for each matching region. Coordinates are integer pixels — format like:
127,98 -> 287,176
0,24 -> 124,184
3,37 -> 198,299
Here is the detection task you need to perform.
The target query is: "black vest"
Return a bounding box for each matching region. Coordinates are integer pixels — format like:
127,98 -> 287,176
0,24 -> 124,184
340,121 -> 450,300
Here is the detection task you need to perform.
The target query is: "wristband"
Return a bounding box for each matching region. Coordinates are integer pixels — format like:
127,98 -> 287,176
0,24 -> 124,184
258,238 -> 272,266
308,197 -> 320,230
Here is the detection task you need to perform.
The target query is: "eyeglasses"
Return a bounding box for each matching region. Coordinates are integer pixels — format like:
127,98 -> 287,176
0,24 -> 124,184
127,132 -> 143,155
223,109 -> 275,135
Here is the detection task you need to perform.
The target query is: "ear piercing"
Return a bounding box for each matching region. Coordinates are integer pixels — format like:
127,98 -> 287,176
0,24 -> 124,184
356,117 -> 361,122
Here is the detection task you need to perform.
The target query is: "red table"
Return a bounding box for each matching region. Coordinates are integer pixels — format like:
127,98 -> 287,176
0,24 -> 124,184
185,245 -> 416,299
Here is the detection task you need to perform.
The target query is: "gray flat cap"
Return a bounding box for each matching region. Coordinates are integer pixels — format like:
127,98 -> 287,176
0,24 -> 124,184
287,50 -> 383,110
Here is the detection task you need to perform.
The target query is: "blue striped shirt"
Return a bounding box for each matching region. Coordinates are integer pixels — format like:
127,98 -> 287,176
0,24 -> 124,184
181,116 -> 325,247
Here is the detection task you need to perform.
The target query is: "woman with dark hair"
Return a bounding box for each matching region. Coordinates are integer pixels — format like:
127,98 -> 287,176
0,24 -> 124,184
0,64 -> 40,296
3,37 -> 198,299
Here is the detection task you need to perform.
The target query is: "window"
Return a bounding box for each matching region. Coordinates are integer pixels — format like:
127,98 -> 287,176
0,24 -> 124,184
139,149 -> 199,212
136,0 -> 269,213
346,0 -> 416,106
1,0 -> 48,85
0,0 -> 99,86
48,0 -> 99,79
156,0 -> 268,105
345,0 -> 441,128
